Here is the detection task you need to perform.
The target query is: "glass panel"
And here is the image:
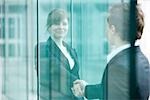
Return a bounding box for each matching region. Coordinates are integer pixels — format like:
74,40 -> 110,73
0,17 -> 5,39
8,44 -> 15,57
8,18 -> 15,39
37,0 -> 74,100
105,1 -> 149,100
37,0 -> 108,100
0,0 -> 37,100
0,44 -> 5,57
72,0 -> 108,84
107,1 -> 130,100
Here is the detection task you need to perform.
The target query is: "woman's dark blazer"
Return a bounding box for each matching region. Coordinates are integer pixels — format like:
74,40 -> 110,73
85,46 -> 150,100
35,37 -> 82,100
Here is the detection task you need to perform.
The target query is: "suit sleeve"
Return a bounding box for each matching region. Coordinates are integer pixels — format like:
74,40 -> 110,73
85,83 -> 104,99
136,53 -> 150,99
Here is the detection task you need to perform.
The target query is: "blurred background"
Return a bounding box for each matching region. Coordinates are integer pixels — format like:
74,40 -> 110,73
0,0 -> 149,100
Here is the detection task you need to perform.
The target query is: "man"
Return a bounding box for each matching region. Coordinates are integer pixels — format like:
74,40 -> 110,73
72,3 -> 150,100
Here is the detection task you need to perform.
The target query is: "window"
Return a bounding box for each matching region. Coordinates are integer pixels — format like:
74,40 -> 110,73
8,44 -> 15,57
8,18 -> 15,39
0,17 -> 5,39
0,44 -> 5,57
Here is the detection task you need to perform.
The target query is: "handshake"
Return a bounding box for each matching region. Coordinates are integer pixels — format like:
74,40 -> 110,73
71,80 -> 88,97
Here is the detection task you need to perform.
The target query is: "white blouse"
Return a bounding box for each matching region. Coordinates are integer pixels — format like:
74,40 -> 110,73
51,37 -> 75,69
60,46 -> 75,70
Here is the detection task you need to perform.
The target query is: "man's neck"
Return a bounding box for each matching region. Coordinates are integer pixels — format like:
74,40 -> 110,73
110,41 -> 129,52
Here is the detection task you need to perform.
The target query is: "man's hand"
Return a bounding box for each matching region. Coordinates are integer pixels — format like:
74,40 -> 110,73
71,80 -> 88,97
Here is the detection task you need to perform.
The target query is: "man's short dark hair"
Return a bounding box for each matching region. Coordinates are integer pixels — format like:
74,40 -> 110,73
107,3 -> 144,41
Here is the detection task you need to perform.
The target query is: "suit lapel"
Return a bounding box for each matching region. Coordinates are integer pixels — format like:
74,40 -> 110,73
63,42 -> 78,69
47,37 -> 70,70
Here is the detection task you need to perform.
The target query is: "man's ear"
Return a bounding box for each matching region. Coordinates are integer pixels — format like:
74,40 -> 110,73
110,25 -> 116,34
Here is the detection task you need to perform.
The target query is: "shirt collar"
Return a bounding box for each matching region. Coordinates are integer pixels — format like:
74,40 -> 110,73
107,44 -> 131,63
107,40 -> 140,63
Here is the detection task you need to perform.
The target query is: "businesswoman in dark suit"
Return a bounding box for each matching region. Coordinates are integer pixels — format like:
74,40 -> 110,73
35,9 -> 83,100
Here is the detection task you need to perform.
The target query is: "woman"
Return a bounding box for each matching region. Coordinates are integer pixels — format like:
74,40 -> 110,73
35,9 -> 83,100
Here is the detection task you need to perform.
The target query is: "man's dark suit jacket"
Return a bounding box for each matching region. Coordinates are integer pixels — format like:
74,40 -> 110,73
35,37 -> 82,100
85,46 -> 150,100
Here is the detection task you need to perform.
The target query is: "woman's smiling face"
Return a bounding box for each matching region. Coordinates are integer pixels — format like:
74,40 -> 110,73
49,18 -> 68,40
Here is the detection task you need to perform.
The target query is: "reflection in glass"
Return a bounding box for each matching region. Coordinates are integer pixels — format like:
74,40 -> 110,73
8,18 -> 15,39
8,44 -> 15,57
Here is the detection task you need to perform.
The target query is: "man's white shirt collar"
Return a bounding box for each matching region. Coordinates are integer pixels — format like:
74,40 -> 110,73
107,40 -> 140,63
107,44 -> 130,63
